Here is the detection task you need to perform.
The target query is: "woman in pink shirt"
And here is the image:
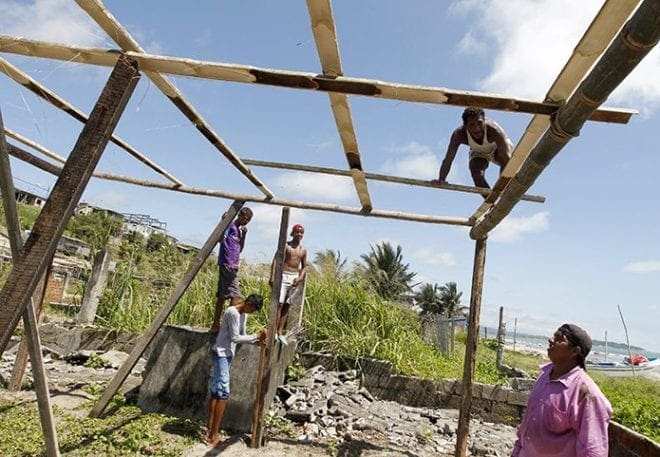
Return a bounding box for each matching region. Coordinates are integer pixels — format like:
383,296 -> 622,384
513,324 -> 612,457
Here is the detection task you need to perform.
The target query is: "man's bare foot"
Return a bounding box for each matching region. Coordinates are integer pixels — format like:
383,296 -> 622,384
202,434 -> 222,446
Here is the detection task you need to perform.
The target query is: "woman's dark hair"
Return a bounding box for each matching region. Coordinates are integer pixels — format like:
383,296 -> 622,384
245,294 -> 263,311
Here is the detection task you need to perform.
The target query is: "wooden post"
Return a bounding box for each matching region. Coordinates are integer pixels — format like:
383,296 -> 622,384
0,108 -> 60,456
0,55 -> 140,356
89,201 -> 244,417
455,237 -> 487,457
251,206 -> 290,447
496,306 -> 505,369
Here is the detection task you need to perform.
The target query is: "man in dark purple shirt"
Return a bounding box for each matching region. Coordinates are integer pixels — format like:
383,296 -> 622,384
211,207 -> 253,331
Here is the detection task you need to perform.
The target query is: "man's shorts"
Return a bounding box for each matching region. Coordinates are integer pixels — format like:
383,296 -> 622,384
209,355 -> 232,400
217,265 -> 240,299
279,271 -> 298,303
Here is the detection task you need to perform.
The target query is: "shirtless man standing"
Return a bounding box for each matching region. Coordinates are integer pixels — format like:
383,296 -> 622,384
269,223 -> 307,346
434,107 -> 512,189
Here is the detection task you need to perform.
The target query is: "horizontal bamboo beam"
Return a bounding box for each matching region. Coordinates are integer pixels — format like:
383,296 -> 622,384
0,35 -> 635,124
306,0 -> 372,212
74,0 -> 274,199
471,0 -> 659,239
241,157 -> 545,203
8,142 -> 471,227
0,57 -> 183,187
470,0 -> 641,221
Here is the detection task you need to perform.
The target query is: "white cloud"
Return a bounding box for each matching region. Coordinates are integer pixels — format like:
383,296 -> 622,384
380,141 -> 441,179
623,260 -> 660,273
86,191 -> 129,209
452,0 -> 660,113
490,211 -> 549,243
0,0 -> 107,47
249,203 -> 310,240
412,247 -> 457,266
272,172 -> 355,202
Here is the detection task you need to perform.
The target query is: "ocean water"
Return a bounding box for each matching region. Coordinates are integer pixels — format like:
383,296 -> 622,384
501,331 -> 660,362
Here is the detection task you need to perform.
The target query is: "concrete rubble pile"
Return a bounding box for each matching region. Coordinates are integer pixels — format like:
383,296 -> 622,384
270,365 -> 517,456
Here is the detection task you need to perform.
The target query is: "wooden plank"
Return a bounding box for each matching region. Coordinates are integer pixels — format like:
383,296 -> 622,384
242,157 -> 545,203
89,201 -> 244,417
455,237 -> 487,457
0,57 -> 183,186
471,0 -> 659,239
0,34 -> 634,124
307,0 -> 372,212
251,207 -> 290,447
0,55 -> 140,356
8,142 -> 473,227
0,108 -> 60,456
74,0 -> 273,199
470,0 -> 641,221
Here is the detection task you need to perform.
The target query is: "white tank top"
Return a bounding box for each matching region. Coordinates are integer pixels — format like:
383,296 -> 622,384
466,122 -> 499,155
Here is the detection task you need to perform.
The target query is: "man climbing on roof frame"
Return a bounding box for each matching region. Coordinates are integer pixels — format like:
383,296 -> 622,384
433,107 -> 512,189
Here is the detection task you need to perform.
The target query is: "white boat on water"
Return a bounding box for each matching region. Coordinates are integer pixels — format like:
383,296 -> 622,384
587,355 -> 660,377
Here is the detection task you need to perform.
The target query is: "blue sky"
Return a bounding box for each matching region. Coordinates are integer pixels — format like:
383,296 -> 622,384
1,1 -> 659,351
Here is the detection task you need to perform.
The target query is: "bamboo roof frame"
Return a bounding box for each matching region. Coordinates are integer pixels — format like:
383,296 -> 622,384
469,0 -> 643,223
306,0 -> 373,212
0,56 -> 183,186
73,0 -> 274,200
0,1 -> 657,456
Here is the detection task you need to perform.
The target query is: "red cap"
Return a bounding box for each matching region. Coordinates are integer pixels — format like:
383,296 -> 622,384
291,223 -> 304,234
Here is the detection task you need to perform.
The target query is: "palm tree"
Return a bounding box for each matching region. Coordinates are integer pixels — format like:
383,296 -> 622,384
313,249 -> 348,280
438,282 -> 467,318
415,282 -> 444,315
359,242 -> 416,301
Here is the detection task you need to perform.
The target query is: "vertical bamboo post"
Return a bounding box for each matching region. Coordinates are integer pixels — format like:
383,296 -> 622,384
618,305 -> 636,377
0,55 -> 140,356
251,206 -> 290,447
455,237 -> 487,457
496,306 -> 505,369
513,318 -> 517,352
8,262 -> 51,391
89,201 -> 244,417
0,108 -> 60,456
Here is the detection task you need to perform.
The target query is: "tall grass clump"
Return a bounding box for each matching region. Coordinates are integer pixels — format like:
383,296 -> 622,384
303,275 -> 503,384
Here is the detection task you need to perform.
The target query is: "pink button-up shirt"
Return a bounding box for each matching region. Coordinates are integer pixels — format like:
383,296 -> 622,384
513,363 -> 612,457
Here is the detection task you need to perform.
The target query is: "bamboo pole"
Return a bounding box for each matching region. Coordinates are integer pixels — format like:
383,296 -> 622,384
306,0 -> 372,212
471,0 -> 660,240
469,0 -> 642,220
0,57 -> 183,186
242,157 -> 545,203
618,304 -> 636,377
89,201 -> 244,417
7,143 -> 473,227
8,261 -> 51,391
0,108 -> 60,456
251,207 -> 290,447
455,237 -> 487,457
0,35 -> 634,124
74,0 -> 274,199
0,55 -> 140,356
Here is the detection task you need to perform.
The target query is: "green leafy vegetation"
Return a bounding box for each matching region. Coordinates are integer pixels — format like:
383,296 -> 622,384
0,395 -> 201,456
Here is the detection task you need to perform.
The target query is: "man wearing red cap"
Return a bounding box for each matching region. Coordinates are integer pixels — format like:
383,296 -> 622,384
269,223 -> 307,345
513,323 -> 612,457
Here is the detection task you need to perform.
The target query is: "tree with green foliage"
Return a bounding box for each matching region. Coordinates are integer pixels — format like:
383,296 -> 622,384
66,210 -> 123,254
313,249 -> 348,280
416,282 -> 446,315
146,231 -> 169,253
359,242 -> 416,301
438,282 -> 467,318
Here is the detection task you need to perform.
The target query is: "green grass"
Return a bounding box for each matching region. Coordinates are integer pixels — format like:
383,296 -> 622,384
0,394 -> 201,457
